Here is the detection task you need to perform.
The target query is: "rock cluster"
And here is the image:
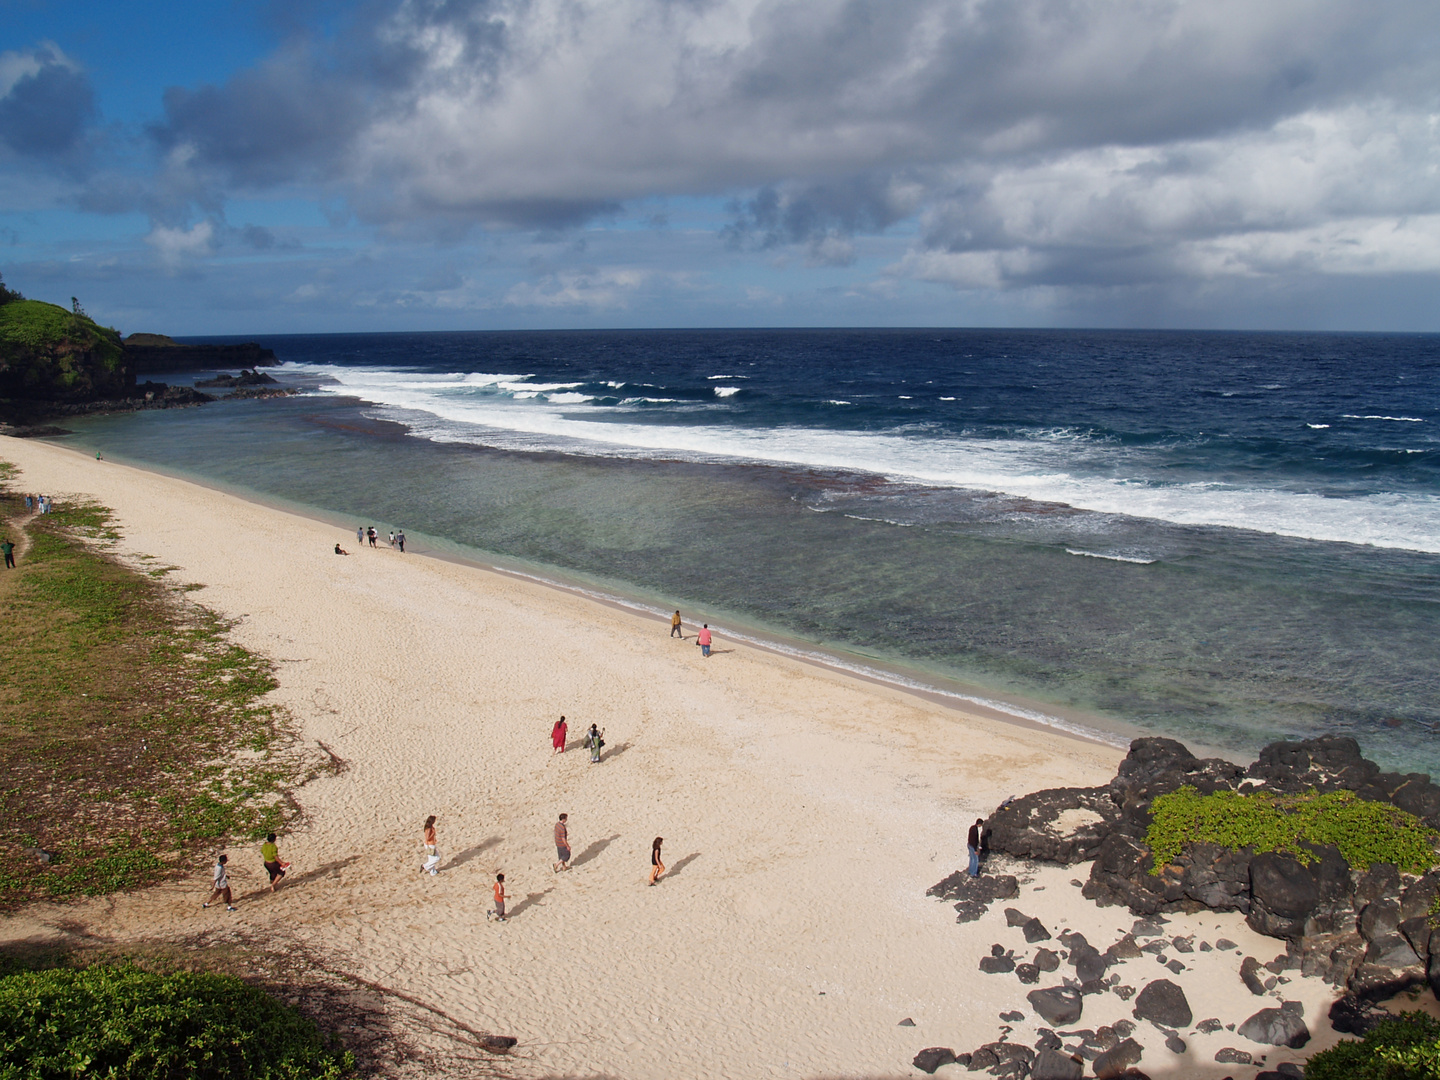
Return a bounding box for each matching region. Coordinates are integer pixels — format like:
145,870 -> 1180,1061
984,735 -> 1440,1007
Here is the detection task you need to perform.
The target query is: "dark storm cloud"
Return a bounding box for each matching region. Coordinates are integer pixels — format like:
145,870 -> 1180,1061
0,47 -> 96,160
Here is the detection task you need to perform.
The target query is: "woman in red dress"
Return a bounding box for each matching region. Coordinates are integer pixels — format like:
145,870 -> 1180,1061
551,716 -> 568,755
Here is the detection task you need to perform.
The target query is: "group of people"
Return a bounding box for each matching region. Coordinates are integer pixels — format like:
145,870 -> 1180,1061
354,525 -> 405,552
550,716 -> 607,763
23,494 -> 51,514
204,833 -> 289,911
669,611 -> 715,657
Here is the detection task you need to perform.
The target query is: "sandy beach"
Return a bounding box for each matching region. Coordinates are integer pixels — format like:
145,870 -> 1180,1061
0,435 -> 1357,1078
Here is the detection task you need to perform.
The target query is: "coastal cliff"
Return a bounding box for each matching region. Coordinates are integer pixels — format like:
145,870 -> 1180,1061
123,332 -> 277,373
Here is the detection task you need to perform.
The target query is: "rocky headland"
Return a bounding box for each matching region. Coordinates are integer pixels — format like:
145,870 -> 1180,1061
916,735 -> 1440,1078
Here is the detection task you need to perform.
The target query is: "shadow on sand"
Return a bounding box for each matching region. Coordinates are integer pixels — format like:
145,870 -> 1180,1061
666,852 -> 700,879
441,836 -> 502,872
508,888 -> 553,920
572,834 -> 621,868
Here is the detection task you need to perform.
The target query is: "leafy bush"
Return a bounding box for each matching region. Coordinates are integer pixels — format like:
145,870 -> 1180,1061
0,274 -> 20,306
1307,1011 -> 1440,1079
1146,786 -> 1440,874
0,964 -> 353,1079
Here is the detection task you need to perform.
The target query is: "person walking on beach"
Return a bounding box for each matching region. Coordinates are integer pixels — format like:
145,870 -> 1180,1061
585,723 -> 605,763
554,814 -> 571,872
967,818 -> 984,877
261,833 -> 288,891
648,836 -> 665,885
388,530 -> 395,548
551,716 -> 568,756
490,873 -> 507,921
422,815 -> 440,875
368,526 -> 378,548
204,854 -> 236,910
357,525 -> 364,546
396,530 -> 405,553
697,624 -> 712,657
2,539 -> 14,569
670,610 -> 682,638
24,495 -> 32,511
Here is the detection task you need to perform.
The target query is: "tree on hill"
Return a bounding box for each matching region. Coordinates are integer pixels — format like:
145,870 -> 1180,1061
0,273 -> 22,306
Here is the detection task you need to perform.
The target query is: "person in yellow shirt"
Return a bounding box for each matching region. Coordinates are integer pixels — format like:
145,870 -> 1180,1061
260,833 -> 288,891
670,610 -> 682,638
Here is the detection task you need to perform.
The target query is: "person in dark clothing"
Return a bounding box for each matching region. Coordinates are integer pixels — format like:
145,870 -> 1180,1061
1,539 -> 14,569
967,818 -> 984,877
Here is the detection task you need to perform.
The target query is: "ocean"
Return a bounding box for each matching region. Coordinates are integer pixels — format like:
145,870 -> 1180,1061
49,329 -> 1440,772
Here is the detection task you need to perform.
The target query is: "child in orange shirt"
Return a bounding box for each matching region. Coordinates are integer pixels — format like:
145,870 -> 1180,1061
490,873 -> 507,922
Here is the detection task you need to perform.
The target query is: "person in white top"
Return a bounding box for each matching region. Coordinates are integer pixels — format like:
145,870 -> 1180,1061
204,854 -> 236,910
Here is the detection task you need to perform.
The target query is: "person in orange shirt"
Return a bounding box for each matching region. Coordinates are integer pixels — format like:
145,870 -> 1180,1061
491,873 -> 507,922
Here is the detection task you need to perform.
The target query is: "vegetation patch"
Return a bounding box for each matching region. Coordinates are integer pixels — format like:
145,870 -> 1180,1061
0,962 -> 354,1079
0,474 -> 327,905
1146,786 -> 1440,875
1307,1011 -> 1440,1080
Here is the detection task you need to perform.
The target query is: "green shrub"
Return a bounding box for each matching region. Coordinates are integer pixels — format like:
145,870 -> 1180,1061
1146,786 -> 1440,874
1307,1011 -> 1440,1080
0,964 -> 353,1079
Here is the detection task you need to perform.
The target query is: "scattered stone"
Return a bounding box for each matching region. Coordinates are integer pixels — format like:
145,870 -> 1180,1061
1132,918 -> 1167,937
1024,917 -> 1053,943
1171,936 -> 1195,953
912,1047 -> 956,1074
929,872 -> 1020,925
1034,1029 -> 1062,1051
1196,1017 -> 1222,1033
1114,984 -> 1135,1000
953,901 -> 989,923
1240,956 -> 1267,995
1091,1037 -> 1143,1079
1238,1007 -> 1311,1048
1031,1049 -> 1083,1080
1113,1019 -> 1136,1038
1165,960 -> 1186,975
1132,980 -> 1192,1028
1140,940 -> 1167,954
1006,908 -> 1032,927
1199,941 -> 1213,952
1106,935 -> 1143,961
1154,954 -> 1168,964
1215,938 -> 1238,950
1264,955 -> 1291,973
967,1046 -> 999,1072
1034,948 -> 1060,972
1028,987 -> 1083,1027
1163,1034 -> 1186,1054
1214,1047 -> 1252,1064
1016,963 -> 1041,984
1264,976 -> 1278,991
1001,1010 -> 1025,1023
1087,1026 -> 1118,1051
1070,879 -> 1084,887
992,944 -> 1006,956
980,955 -> 1016,974
898,1018 -> 916,1026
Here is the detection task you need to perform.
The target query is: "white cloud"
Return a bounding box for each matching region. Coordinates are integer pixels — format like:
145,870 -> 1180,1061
144,220 -> 215,264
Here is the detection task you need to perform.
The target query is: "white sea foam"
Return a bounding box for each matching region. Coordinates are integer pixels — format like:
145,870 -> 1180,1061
1066,549 -> 1158,564
1342,415 -> 1425,422
1307,424 -> 1330,429
713,386 -> 741,398
290,362 -> 1440,554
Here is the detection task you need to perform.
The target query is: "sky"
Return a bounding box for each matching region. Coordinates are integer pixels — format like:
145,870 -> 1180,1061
2,0 -> 1439,335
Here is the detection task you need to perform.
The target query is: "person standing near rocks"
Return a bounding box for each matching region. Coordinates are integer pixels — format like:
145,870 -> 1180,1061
967,818 -> 984,877
204,854 -> 235,910
554,813 -> 571,872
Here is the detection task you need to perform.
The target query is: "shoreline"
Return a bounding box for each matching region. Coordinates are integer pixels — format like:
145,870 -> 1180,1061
36,432 -> 1150,756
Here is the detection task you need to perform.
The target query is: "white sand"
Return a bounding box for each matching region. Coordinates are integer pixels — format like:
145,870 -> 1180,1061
0,437 -> 1352,1077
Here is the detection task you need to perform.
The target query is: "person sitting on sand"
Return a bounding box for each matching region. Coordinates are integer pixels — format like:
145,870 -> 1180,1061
648,836 -> 665,886
334,543 -> 349,555
422,815 -> 440,875
551,716 -> 568,756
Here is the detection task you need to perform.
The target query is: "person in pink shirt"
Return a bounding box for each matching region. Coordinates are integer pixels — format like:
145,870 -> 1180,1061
696,624 -> 712,657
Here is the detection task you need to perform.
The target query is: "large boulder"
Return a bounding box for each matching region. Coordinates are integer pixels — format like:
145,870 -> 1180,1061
1131,980 -> 1192,1028
926,871 -> 1020,923
912,1047 -> 956,1074
985,787 -> 1120,864
1237,1004 -> 1310,1048
1248,853 -> 1319,938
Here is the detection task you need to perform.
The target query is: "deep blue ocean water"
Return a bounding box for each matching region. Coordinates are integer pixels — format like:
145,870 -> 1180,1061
50,329 -> 1440,771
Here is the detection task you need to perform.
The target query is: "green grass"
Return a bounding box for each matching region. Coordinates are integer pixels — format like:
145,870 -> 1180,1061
0,300 -> 122,362
1146,786 -> 1440,875
1307,1011 -> 1440,1080
0,963 -> 354,1079
0,478 -> 327,905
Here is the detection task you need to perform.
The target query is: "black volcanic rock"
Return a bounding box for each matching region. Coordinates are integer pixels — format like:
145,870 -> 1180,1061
985,786 -> 1121,864
1237,1005 -> 1310,1048
1131,980 -> 1191,1028
1028,987 -> 1083,1026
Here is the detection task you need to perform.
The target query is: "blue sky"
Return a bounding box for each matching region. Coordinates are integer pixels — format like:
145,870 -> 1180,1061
3,0 -> 1440,335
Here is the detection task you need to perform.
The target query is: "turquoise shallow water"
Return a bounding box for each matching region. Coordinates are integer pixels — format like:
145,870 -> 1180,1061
49,375 -> 1440,776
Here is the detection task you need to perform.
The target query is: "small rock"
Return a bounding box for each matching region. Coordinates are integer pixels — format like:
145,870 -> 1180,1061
1132,980 -> 1192,1028
478,1036 -> 517,1051
1197,1018 -> 1222,1034
992,943 -> 1007,956
1214,1047 -> 1252,1064
1215,938 -> 1238,950
912,1047 -> 956,1074
968,1046 -> 999,1072
1016,963 -> 1041,984
1106,935 -> 1143,961
980,955 -> 1016,974
1265,956 -> 1290,974
1005,907 -> 1031,927
1028,987 -> 1084,1027
1164,1035 -> 1186,1054
1091,1037 -> 1143,1079
1034,1029 -> 1062,1051
1024,917 -> 1053,943
1113,1019 -> 1135,1038
1264,976 -> 1278,991
1132,917 -> 1167,937
898,1018 -> 916,1026
1031,1048 -> 1083,1080
1171,936 -> 1194,953
1199,941 -> 1213,952
1238,1007 -> 1311,1049
954,900 -> 988,922
1001,1010 -> 1025,1022
1034,948 -> 1060,972
1166,960 -> 1186,975
1114,984 -> 1135,1000
1141,940 -> 1167,955
1070,879 -> 1083,887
